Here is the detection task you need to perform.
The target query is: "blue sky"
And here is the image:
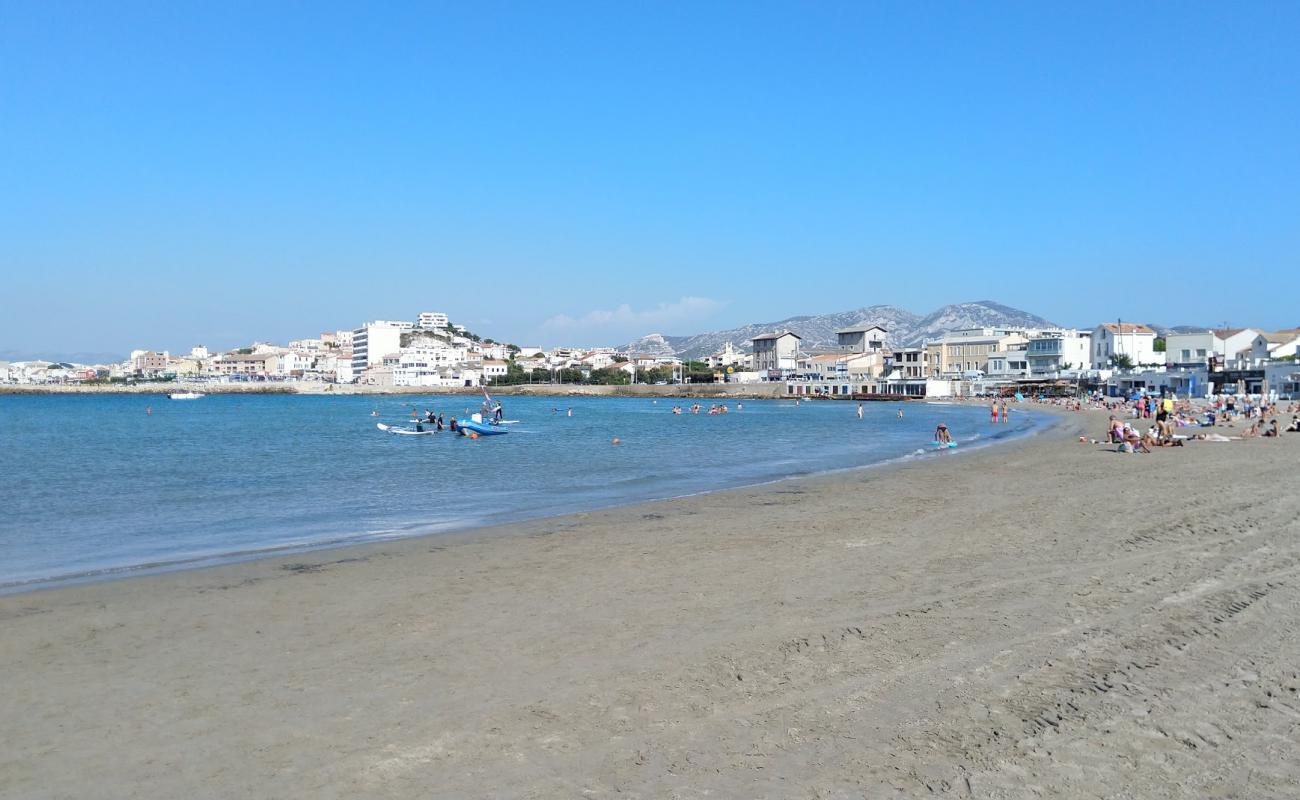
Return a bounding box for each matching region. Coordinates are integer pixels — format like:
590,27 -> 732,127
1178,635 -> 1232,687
3,2 -> 1298,359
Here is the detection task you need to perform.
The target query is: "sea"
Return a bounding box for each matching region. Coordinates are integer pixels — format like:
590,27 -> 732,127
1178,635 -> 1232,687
0,393 -> 1049,592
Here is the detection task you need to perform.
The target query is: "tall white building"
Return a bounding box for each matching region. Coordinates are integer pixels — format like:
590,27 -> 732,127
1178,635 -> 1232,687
351,320 -> 413,379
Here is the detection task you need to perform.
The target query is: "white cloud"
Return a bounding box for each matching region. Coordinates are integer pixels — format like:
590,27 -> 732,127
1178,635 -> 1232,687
542,296 -> 725,332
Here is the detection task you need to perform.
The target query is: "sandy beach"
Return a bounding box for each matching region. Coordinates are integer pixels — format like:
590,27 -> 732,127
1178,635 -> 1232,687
3,408 -> 1299,799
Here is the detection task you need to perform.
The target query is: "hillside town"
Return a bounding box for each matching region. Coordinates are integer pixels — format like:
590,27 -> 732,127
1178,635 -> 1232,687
3,311 -> 1299,399
0,311 -> 689,389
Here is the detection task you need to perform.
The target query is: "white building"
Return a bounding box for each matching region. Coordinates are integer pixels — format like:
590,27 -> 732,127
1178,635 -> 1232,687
1089,323 -> 1158,369
1165,328 -> 1259,368
481,359 -> 509,380
478,344 -> 511,361
579,352 -> 616,370
705,342 -> 746,369
1024,330 -> 1090,377
985,350 -> 1031,379
351,320 -> 414,379
417,311 -> 449,330
1249,330 -> 1300,362
189,345 -> 210,360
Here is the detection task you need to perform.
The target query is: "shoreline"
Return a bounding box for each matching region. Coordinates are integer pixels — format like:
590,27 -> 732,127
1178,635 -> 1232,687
0,406 -> 1059,596
7,406 -> 1297,797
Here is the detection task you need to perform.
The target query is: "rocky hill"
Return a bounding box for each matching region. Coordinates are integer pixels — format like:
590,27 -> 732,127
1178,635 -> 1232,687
620,301 -> 1060,359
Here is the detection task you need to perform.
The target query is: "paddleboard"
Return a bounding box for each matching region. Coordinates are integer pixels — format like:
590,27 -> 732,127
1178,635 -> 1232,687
931,441 -> 958,448
377,423 -> 435,436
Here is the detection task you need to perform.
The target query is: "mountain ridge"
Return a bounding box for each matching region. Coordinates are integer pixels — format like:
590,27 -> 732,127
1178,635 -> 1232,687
620,301 -> 1062,359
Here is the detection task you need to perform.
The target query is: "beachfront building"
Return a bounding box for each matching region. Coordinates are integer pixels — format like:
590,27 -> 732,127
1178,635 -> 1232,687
751,332 -> 802,376
1248,330 -> 1300,362
1089,323 -> 1158,369
351,320 -> 414,380
924,329 -> 1031,377
984,350 -> 1031,380
1164,328 -> 1259,369
1106,366 -> 1209,399
834,324 -> 888,354
1025,330 -> 1091,377
888,347 -> 928,379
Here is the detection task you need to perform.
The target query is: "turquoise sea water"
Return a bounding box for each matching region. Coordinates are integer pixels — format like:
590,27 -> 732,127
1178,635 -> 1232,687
0,394 -> 1047,591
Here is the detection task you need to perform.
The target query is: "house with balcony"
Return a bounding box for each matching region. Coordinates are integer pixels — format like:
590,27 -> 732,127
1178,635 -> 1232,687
1025,330 -> 1091,377
1165,328 -> 1259,368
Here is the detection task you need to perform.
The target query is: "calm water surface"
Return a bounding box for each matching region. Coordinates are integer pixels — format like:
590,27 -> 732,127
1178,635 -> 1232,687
0,394 -> 1047,591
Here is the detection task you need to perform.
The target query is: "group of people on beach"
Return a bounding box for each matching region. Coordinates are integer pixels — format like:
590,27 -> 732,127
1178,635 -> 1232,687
1100,393 -> 1299,453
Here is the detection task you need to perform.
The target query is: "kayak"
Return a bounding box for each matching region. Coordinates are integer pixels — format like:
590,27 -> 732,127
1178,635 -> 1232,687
377,423 -> 436,436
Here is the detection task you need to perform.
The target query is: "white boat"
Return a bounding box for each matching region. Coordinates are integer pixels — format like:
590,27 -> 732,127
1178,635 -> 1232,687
168,392 -> 204,400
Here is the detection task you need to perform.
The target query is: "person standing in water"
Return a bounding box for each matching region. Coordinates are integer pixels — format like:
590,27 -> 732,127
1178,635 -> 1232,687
1000,401 -> 1009,424
857,403 -> 864,420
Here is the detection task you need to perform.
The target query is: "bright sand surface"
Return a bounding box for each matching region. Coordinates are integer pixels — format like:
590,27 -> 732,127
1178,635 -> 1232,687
3,408 -> 1299,798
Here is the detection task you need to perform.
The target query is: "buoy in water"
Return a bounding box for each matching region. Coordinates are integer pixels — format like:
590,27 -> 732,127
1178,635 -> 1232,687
469,432 -> 479,440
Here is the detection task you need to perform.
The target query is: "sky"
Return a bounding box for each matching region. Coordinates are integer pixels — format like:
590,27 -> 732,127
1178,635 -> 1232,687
2,1 -> 1298,360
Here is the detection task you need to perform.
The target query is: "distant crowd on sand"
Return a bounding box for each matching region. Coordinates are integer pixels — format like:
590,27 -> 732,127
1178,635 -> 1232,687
1088,393 -> 1299,453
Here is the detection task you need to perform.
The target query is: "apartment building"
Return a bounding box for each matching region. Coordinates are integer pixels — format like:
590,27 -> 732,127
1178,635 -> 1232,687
924,329 -> 1030,377
751,332 -> 801,374
351,320 -> 413,379
1024,330 -> 1091,377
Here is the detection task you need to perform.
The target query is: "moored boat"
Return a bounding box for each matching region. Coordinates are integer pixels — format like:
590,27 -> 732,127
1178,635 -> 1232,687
168,392 -> 204,400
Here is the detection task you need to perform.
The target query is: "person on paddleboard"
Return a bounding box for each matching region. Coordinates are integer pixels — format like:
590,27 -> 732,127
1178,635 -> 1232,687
934,421 -> 952,445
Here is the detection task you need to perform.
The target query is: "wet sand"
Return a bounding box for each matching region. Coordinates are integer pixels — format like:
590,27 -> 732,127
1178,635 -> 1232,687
3,409 -> 1299,798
